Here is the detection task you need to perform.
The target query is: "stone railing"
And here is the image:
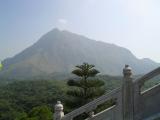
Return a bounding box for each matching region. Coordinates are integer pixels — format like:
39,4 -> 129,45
54,65 -> 160,120
54,88 -> 121,120
133,67 -> 160,120
53,65 -> 132,120
62,88 -> 122,120
134,67 -> 160,89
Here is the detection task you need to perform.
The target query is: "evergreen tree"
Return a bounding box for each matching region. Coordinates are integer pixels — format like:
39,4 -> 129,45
28,106 -> 52,120
66,63 -> 105,109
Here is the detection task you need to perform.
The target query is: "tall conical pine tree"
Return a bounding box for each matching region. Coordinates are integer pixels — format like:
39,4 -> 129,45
66,62 -> 105,109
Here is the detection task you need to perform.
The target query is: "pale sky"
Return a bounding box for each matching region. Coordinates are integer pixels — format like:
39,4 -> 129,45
0,0 -> 160,62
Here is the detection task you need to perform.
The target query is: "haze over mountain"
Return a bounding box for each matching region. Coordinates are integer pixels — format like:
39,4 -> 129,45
0,29 -> 159,79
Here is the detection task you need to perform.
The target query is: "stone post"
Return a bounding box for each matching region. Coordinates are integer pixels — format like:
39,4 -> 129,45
89,111 -> 95,118
54,101 -> 64,120
122,65 -> 134,120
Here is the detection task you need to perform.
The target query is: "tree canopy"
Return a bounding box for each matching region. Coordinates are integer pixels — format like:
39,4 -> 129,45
66,63 -> 105,108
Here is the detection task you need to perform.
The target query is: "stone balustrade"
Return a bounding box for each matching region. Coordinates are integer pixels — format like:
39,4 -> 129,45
54,65 -> 160,120
62,87 -> 122,120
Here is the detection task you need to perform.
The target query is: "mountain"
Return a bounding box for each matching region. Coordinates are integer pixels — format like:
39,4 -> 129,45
0,28 -> 159,79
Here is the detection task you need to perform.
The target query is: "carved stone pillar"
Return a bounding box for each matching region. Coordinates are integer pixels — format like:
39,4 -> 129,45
122,65 -> 134,120
54,101 -> 64,120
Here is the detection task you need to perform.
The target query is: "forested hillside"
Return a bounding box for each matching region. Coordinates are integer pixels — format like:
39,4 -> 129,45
0,74 -> 159,120
0,75 -> 122,120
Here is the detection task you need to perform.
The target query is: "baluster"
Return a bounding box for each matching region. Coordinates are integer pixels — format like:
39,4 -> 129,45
54,101 -> 64,120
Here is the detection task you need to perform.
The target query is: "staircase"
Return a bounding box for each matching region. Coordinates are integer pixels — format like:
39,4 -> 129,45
54,65 -> 160,120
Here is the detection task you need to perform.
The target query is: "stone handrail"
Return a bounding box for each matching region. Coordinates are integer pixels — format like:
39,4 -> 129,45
133,67 -> 160,120
134,67 -> 160,86
141,83 -> 160,95
62,87 -> 121,120
85,105 -> 116,120
54,65 -> 160,120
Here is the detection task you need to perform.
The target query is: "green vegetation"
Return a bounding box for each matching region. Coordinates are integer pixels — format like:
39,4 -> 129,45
66,63 -> 105,108
0,80 -> 67,120
0,60 -> 123,120
65,63 -> 106,119
0,74 -> 122,120
0,72 -> 159,120
0,62 -> 2,71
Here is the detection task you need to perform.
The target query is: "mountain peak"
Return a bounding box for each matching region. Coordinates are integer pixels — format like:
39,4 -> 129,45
50,28 -> 71,34
0,29 -> 159,79
51,28 -> 61,32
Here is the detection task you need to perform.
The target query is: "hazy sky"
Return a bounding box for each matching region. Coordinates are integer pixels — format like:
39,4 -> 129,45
1,0 -> 160,62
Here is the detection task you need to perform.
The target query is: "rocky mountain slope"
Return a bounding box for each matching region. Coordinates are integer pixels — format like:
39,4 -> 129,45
0,29 -> 159,79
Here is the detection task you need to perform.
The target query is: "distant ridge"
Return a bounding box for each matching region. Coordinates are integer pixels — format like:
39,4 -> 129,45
0,28 -> 159,79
